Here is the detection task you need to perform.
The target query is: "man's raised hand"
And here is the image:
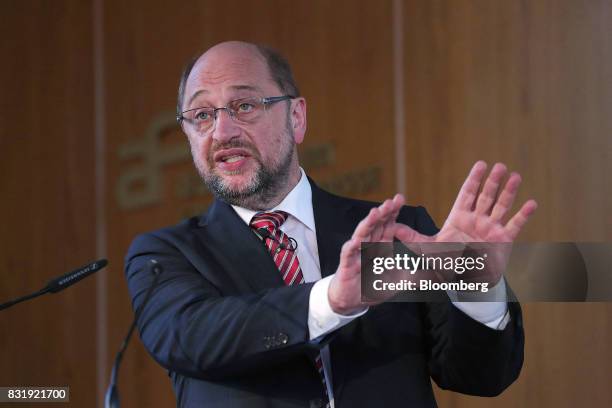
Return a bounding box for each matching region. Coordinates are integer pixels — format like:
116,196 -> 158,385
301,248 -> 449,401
328,194 -> 405,315
394,161 -> 537,286
395,161 -> 537,245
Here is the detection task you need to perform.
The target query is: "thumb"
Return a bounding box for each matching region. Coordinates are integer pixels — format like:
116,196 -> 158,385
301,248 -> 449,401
394,223 -> 432,244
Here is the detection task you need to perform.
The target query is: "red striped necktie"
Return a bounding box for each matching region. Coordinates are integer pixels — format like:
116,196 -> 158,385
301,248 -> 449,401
250,211 -> 303,285
250,211 -> 331,407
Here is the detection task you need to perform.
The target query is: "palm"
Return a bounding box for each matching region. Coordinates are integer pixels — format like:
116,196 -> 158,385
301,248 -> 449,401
439,207 -> 510,243
331,162 -> 537,313
397,161 -> 537,246
330,194 -> 406,314
395,162 -> 537,286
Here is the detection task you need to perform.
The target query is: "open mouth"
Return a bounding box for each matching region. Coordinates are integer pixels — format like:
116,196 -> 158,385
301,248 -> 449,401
213,148 -> 252,171
221,155 -> 245,163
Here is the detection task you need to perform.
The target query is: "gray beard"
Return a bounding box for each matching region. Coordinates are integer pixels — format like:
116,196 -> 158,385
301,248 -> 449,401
203,147 -> 294,210
198,103 -> 296,210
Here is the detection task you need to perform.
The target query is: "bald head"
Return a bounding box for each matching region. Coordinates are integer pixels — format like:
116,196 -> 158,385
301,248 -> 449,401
176,41 -> 300,114
198,41 -> 262,67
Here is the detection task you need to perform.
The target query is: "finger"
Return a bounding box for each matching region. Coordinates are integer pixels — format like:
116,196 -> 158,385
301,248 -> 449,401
371,195 -> 405,241
336,239 -> 361,281
370,199 -> 393,241
353,207 -> 381,241
451,161 -> 488,212
388,194 -> 405,223
344,237 -> 361,258
490,172 -> 522,222
475,162 -> 507,215
377,198 -> 394,221
505,199 -> 538,240
376,194 -> 403,230
393,223 -> 432,244
380,196 -> 404,241
355,199 -> 395,241
390,193 -> 405,215
356,195 -> 406,242
338,237 -> 361,272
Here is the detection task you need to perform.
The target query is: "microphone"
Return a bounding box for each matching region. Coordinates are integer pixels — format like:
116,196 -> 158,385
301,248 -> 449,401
0,259 -> 108,311
105,259 -> 163,408
256,227 -> 298,251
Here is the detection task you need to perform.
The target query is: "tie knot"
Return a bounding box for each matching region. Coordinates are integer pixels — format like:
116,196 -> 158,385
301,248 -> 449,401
250,211 -> 289,231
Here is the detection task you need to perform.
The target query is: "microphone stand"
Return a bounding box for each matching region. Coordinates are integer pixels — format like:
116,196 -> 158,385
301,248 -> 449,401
105,259 -> 163,408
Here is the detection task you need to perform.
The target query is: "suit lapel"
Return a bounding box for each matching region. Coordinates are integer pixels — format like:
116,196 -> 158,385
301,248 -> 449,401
310,180 -> 356,279
311,181 -> 365,401
196,199 -> 284,292
194,181 -> 356,292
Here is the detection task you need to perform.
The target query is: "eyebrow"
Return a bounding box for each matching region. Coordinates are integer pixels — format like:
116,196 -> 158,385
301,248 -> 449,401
186,85 -> 264,108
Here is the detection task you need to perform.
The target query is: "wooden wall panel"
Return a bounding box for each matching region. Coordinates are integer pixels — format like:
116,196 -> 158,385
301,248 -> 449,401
102,1 -> 396,406
402,1 -> 612,407
0,1 -> 96,407
2,1 -> 609,407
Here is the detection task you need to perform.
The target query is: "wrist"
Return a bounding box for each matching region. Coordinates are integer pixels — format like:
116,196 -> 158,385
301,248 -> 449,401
328,291 -> 364,316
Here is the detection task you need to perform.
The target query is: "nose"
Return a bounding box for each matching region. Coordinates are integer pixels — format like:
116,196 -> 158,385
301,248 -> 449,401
211,108 -> 240,143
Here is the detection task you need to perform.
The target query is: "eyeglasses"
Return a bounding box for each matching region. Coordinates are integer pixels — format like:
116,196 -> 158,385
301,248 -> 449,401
176,95 -> 294,133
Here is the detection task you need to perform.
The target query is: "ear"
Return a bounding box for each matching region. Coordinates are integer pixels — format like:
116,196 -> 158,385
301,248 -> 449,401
290,97 -> 307,144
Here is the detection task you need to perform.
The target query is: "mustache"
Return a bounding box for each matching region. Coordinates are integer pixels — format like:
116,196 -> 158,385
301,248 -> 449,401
208,139 -> 259,161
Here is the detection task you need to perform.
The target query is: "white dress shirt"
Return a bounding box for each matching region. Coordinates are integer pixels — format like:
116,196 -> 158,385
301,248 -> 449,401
232,168 -> 509,407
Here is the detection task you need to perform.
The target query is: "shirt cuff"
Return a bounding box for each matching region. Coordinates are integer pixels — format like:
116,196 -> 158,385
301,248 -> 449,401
308,275 -> 369,340
449,277 -> 510,330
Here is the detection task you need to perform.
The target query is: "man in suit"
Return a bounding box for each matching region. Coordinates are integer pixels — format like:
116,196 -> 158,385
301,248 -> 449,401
125,41 -> 537,407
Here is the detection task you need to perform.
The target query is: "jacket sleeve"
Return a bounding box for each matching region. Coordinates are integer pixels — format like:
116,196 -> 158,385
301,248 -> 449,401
125,232 -> 320,381
414,206 -> 525,396
425,301 -> 524,396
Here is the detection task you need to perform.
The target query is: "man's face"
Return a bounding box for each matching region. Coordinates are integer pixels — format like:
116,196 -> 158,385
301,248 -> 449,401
180,44 -> 305,209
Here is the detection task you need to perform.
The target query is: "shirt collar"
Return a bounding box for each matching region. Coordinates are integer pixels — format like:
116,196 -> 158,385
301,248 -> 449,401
231,168 -> 315,231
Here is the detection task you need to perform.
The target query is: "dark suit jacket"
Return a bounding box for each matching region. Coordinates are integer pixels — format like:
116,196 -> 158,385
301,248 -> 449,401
125,182 -> 524,408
